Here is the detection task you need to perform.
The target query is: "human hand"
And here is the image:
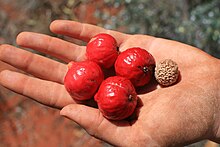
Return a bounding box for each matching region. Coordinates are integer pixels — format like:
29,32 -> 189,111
0,20 -> 220,146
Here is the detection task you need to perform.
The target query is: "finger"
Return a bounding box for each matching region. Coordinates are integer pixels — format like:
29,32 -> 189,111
16,32 -> 86,62
60,104 -> 131,146
0,70 -> 74,108
50,20 -> 129,45
0,60 -> 18,72
0,44 -> 66,84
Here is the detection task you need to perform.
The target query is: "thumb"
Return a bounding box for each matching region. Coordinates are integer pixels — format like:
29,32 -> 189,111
60,104 -> 103,136
60,104 -> 129,146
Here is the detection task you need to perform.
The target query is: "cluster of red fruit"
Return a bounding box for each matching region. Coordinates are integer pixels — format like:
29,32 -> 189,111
64,33 -> 155,120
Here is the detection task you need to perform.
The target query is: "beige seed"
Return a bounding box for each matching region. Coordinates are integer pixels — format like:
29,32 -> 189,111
155,59 -> 179,86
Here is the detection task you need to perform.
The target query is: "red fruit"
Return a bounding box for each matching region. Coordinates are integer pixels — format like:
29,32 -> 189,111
86,33 -> 118,68
64,61 -> 104,101
115,47 -> 155,87
95,76 -> 138,120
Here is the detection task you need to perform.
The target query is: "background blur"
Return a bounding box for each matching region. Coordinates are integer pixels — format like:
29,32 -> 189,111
0,0 -> 219,146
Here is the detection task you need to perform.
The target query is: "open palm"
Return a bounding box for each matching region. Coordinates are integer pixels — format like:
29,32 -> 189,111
0,20 -> 220,146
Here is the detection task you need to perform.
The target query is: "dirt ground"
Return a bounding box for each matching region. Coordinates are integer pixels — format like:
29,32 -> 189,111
0,0 -> 218,146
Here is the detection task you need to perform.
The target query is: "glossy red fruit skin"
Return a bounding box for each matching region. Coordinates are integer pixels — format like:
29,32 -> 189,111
94,76 -> 138,120
86,33 -> 118,69
115,47 -> 155,87
64,61 -> 104,101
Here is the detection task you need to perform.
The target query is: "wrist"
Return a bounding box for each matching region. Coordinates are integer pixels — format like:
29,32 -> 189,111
211,59 -> 220,143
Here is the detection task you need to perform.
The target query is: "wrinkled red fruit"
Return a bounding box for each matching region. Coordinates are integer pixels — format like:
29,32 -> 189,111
64,61 -> 104,101
86,33 -> 118,68
95,76 -> 138,120
115,47 -> 155,87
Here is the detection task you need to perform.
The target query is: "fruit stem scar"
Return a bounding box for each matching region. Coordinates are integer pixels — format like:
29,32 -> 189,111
142,66 -> 148,73
128,94 -> 133,101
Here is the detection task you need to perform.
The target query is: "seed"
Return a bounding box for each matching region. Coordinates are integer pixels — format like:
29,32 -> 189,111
155,59 -> 179,86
